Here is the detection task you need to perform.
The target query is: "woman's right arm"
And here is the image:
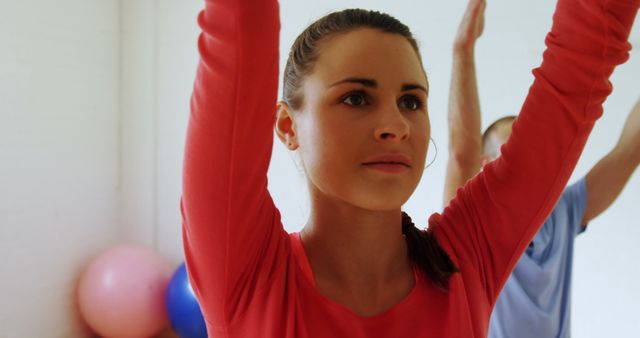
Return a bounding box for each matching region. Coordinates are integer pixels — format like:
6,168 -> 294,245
181,0 -> 288,329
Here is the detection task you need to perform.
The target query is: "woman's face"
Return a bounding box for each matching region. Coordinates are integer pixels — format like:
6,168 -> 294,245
293,28 -> 430,211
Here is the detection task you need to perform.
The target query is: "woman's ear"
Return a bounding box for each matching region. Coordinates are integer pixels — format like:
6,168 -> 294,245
275,101 -> 299,150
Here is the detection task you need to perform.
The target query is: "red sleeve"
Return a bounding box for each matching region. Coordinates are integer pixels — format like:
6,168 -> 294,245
181,0 -> 288,328
433,0 -> 638,303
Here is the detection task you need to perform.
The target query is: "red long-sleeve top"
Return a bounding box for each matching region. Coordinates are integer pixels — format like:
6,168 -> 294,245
181,0 -> 637,337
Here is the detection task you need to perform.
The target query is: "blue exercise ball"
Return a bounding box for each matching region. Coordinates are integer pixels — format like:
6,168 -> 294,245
166,262 -> 208,338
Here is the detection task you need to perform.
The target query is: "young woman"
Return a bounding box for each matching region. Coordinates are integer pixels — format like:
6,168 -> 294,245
181,0 -> 638,337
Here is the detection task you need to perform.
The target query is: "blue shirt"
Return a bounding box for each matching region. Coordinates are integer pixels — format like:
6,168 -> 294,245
488,177 -> 588,338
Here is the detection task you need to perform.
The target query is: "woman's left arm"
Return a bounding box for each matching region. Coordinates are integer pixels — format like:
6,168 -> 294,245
433,0 -> 638,302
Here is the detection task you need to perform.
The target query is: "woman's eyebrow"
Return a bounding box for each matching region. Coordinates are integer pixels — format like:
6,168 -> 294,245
329,77 -> 377,88
402,83 -> 428,94
329,77 -> 428,94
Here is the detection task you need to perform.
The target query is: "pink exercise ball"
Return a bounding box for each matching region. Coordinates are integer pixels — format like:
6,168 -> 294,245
77,244 -> 172,338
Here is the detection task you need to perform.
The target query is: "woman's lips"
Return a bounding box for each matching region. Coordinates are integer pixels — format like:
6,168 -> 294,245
362,162 -> 411,173
362,154 -> 412,173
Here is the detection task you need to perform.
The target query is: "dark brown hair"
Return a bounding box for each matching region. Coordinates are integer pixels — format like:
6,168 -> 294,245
283,8 -> 423,110
283,8 -> 458,290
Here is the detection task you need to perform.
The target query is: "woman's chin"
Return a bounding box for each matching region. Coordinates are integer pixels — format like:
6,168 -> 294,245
350,192 -> 411,212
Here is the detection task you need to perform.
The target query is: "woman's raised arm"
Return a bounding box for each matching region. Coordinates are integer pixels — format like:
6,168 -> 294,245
181,0 -> 288,328
434,0 -> 638,303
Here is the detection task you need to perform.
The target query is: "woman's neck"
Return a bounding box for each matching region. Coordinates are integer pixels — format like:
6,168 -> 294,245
300,193 -> 414,314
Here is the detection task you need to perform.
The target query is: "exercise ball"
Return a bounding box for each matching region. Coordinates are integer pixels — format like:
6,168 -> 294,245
77,244 -> 172,338
166,262 -> 207,338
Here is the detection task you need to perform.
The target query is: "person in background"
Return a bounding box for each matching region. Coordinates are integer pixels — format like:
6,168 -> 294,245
444,1 -> 640,337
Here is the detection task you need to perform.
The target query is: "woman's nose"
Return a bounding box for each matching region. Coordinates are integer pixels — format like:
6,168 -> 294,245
374,108 -> 410,142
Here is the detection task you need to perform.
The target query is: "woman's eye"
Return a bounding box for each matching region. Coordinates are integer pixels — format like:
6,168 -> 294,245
342,93 -> 367,107
399,95 -> 422,111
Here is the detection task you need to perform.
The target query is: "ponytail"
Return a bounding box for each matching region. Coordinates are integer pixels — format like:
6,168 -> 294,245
402,212 -> 458,290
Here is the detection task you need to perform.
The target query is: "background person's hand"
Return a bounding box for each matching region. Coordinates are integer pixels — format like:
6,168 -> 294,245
454,0 -> 486,54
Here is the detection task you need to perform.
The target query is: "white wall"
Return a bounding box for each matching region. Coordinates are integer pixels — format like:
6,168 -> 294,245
120,0 -> 159,250
117,0 -> 202,264
0,0 -> 120,337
